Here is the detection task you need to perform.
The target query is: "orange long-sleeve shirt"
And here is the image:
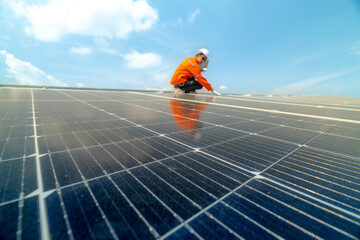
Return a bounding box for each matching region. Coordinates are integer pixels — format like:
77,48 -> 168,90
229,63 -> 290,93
170,56 -> 213,91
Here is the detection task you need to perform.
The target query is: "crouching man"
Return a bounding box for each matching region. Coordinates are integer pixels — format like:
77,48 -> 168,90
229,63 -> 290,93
170,48 -> 219,95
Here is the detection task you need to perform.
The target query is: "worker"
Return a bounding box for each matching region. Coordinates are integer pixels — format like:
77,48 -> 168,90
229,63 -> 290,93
170,48 -> 220,95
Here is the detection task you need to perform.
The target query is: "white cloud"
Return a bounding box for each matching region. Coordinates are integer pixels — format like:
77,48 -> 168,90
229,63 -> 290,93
124,51 -> 162,69
0,50 -> 67,86
272,69 -> 358,95
7,0 -> 158,41
188,9 -> 200,23
70,46 -> 92,55
219,85 -> 228,90
76,83 -> 85,87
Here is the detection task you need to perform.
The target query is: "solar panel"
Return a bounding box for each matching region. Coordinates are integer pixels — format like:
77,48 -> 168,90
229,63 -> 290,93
0,87 -> 359,239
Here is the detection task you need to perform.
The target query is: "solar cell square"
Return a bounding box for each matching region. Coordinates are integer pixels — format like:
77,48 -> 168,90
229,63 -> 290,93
260,126 -> 321,144
1,136 -> 35,160
326,125 -> 360,139
207,202 -> 278,240
222,192 -> 318,239
112,171 -> 181,236
259,116 -> 300,125
307,134 -> 360,158
0,196 -> 40,240
0,157 -> 37,203
147,162 -> 216,208
127,115 -> 178,125
167,126 -> 247,148
130,166 -> 200,220
286,120 -> 332,131
143,120 -> 202,134
229,179 -> 359,239
0,200 -> 20,240
200,116 -> 246,125
205,135 -> 298,172
188,213 -> 238,239
225,120 -> 277,133
264,148 -> 360,215
161,158 -> 230,198
88,177 -> 156,239
0,89 -> 31,100
164,227 -> 198,240
248,179 -> 360,236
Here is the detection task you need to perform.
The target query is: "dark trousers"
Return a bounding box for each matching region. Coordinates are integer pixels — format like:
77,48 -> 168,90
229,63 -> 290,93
175,77 -> 203,93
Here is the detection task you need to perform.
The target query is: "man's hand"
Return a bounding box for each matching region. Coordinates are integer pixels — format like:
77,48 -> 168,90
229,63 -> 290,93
211,90 -> 221,96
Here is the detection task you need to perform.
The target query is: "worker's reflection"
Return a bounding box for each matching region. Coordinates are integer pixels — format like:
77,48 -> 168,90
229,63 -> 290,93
169,94 -> 213,139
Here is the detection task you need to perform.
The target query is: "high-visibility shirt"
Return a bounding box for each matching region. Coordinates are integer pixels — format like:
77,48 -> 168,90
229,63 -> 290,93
170,56 -> 213,91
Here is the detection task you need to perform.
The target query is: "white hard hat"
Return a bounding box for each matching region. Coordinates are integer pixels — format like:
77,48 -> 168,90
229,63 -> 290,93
197,48 -> 209,58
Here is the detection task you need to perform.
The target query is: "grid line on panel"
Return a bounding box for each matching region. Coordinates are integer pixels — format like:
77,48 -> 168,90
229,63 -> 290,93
232,191 -> 320,239
265,166 -> 360,206
263,168 -> 360,218
31,89 -> 51,240
202,211 -> 244,240
254,179 -> 360,229
125,169 -> 187,226
306,134 -> 360,158
0,102 -> 34,161
241,178 -> 360,239
278,157 -> 360,189
157,159 -> 220,200
175,153 -> 250,188
16,155 -> 29,239
259,121 -> 334,173
286,147 -> 360,172
241,183 -> 358,239
327,125 -> 360,140
92,173 -> 162,239
214,199 -> 285,239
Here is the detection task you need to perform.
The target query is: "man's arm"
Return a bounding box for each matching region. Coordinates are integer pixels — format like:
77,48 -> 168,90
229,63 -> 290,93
195,75 -> 213,91
187,64 -> 213,91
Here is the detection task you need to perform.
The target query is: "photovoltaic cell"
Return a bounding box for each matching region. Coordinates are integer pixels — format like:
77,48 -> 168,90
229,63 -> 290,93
260,126 -> 321,144
0,87 -> 359,239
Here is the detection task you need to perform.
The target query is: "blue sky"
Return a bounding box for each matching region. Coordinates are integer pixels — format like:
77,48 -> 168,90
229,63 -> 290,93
0,0 -> 360,96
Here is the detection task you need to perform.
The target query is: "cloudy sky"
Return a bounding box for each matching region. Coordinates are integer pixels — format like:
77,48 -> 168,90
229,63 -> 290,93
1,0 -> 360,96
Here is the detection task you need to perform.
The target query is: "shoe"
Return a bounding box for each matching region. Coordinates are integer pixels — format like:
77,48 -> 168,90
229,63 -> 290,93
174,88 -> 184,95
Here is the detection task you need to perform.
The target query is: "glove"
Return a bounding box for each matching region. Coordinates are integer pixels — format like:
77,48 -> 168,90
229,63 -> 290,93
211,90 -> 221,96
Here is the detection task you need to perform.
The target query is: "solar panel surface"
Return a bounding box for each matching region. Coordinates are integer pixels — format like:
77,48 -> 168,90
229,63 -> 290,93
0,87 -> 359,240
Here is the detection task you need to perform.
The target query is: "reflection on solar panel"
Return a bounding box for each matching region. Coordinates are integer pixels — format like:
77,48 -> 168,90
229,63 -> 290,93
1,87 -> 360,239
